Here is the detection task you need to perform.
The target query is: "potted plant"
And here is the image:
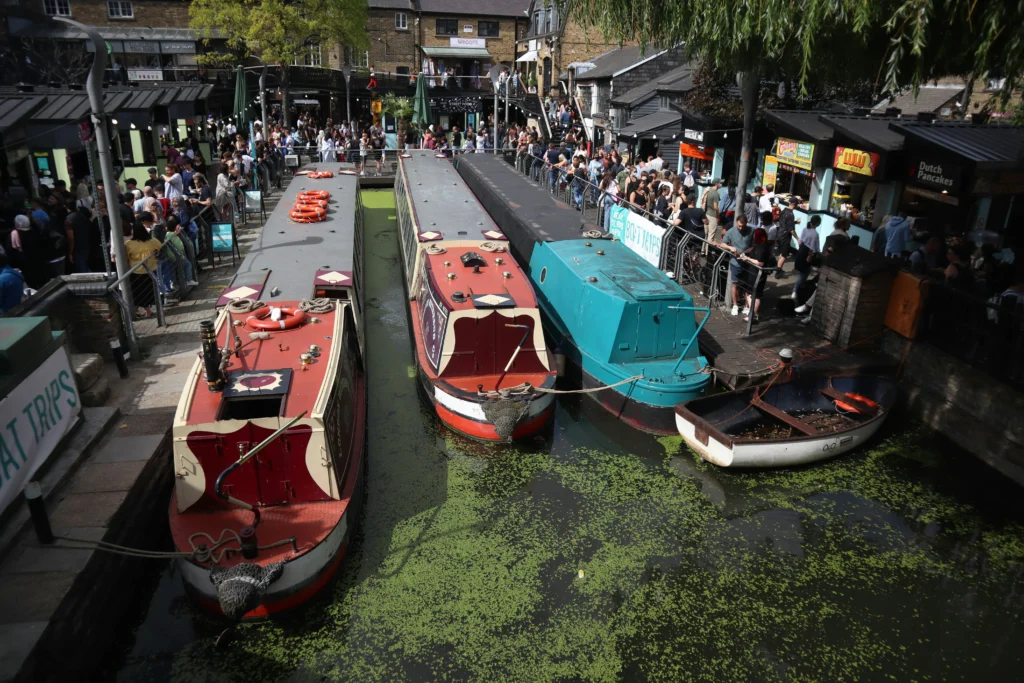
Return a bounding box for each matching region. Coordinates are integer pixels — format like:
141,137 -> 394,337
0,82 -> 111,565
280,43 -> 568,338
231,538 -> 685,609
381,93 -> 415,151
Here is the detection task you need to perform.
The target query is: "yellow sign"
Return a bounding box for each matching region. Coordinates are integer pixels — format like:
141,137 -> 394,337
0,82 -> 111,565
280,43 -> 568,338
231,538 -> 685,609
776,137 -> 815,171
763,155 -> 778,188
833,147 -> 880,177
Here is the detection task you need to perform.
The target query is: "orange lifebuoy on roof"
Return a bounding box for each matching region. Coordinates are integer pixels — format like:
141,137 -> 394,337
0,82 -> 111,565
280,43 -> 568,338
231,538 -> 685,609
844,393 -> 879,409
294,198 -> 329,210
289,207 -> 326,222
298,190 -> 330,201
245,306 -> 308,331
307,171 -> 334,179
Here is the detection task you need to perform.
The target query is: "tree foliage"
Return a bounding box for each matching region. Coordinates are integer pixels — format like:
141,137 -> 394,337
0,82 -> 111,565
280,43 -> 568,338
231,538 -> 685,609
567,0 -> 1024,100
189,0 -> 368,69
1,39 -> 92,85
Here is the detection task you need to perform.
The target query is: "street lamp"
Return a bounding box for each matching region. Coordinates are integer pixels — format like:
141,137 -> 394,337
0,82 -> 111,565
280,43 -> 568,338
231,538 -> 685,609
342,60 -> 352,123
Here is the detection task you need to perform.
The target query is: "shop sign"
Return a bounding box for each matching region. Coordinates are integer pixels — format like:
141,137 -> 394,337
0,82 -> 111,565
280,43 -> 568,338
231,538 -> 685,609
908,157 -> 961,193
128,69 -> 164,82
608,205 -> 666,267
463,24 -> 473,33
160,41 -> 196,54
683,128 -> 704,142
679,142 -> 714,162
435,97 -> 483,114
451,37 -> 486,48
0,348 -> 81,517
776,137 -> 815,171
833,147 -> 880,177
529,40 -> 537,51
762,155 -> 778,188
123,40 -> 161,54
86,40 -> 122,53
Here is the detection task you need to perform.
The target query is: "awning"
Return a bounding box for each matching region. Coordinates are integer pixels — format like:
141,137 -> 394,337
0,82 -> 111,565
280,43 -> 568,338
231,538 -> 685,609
516,50 -> 538,63
617,110 -> 681,137
420,46 -> 492,60
889,121 -> 1024,171
764,110 -> 835,143
0,96 -> 45,134
820,114 -> 905,153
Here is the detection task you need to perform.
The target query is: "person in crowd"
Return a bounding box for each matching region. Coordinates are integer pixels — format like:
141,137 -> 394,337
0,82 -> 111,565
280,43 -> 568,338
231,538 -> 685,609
908,236 -> 944,277
598,172 -> 619,229
66,199 -> 92,273
718,182 -> 736,229
7,214 -> 47,289
125,220 -> 162,318
823,217 -> 852,257
792,214 -> 821,301
944,244 -> 975,292
655,184 -> 673,222
740,227 -> 773,323
215,164 -> 234,220
0,251 -> 25,313
180,158 -> 196,194
153,185 -> 171,218
702,178 -> 723,251
719,215 -> 754,316
758,183 -> 776,215
679,194 -> 708,238
883,213 -> 914,259
775,196 -> 799,278
760,210 -> 778,251
145,167 -> 162,191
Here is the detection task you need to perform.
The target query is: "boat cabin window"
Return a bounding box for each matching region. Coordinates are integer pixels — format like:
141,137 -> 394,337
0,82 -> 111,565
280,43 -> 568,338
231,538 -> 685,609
217,395 -> 285,421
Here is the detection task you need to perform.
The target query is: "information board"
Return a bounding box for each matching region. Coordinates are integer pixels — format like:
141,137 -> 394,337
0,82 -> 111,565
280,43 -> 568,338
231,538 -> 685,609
608,206 -> 666,267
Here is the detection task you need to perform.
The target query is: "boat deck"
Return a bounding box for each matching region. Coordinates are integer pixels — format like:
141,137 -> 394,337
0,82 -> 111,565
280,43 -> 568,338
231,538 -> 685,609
425,245 -> 538,310
401,151 -> 503,240
454,152 -> 599,262
230,166 -> 359,302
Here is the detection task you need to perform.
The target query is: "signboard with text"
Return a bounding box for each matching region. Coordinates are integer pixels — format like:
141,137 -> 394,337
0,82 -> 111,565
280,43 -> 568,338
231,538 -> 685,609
908,157 -> 962,194
0,347 -> 80,516
762,155 -> 778,189
833,147 -> 881,177
128,69 -> 164,82
776,137 -> 815,171
608,206 -> 666,267
679,142 -> 714,162
450,37 -> 486,48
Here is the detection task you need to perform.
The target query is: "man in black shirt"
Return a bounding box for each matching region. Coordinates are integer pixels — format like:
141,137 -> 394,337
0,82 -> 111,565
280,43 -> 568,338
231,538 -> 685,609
451,125 -> 462,150
678,196 -> 708,237
774,195 -> 800,278
144,167 -> 161,191
66,199 -> 92,273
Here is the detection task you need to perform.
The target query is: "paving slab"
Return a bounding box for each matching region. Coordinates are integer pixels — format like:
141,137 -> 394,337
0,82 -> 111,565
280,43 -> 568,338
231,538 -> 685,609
91,434 -> 165,464
0,573 -> 77,624
0,622 -> 48,681
49,491 -> 127,529
110,413 -> 174,436
67,460 -> 149,494
5,544 -> 94,574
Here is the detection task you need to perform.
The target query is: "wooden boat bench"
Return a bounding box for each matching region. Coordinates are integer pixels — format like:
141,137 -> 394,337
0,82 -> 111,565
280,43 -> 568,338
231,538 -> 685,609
750,392 -> 819,436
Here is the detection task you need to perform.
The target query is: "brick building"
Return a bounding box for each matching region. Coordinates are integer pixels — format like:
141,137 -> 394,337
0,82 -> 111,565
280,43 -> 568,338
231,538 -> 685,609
414,0 -> 530,85
516,0 -> 636,97
363,0 -> 417,75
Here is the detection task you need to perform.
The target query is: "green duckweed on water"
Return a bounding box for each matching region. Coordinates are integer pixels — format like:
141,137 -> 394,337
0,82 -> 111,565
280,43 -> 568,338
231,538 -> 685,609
116,190 -> 1024,682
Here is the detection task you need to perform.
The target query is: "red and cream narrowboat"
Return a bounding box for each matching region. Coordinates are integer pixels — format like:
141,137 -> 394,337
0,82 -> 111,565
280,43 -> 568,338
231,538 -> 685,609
170,172 -> 365,620
394,151 -> 556,442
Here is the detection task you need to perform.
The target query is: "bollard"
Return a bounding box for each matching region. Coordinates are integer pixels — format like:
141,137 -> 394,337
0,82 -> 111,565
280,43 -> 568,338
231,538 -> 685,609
110,338 -> 129,378
24,482 -> 54,544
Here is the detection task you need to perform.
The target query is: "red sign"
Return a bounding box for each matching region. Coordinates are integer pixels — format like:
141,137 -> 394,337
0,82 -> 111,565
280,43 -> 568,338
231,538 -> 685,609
679,142 -> 714,162
833,147 -> 880,177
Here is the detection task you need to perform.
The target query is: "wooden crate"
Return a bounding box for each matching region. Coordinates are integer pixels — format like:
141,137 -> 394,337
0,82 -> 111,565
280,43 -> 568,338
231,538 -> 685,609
811,250 -> 896,349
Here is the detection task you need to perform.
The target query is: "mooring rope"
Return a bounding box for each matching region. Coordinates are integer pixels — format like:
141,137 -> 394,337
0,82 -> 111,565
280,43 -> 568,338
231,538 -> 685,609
46,529 -> 299,566
533,374 -> 644,394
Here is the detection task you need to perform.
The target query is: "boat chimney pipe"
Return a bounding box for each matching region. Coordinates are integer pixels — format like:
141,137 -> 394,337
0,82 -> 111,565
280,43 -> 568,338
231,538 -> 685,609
200,320 -> 225,392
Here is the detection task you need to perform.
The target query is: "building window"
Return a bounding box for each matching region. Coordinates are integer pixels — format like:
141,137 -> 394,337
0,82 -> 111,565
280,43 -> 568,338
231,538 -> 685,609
356,50 -> 369,68
395,12 -> 407,30
478,21 -> 499,37
396,66 -> 410,75
293,44 -> 322,67
107,0 -> 132,18
43,0 -> 71,16
436,19 -> 458,36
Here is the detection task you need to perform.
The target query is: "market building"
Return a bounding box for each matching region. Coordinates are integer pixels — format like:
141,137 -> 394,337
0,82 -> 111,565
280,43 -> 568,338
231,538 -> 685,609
365,0 -> 418,77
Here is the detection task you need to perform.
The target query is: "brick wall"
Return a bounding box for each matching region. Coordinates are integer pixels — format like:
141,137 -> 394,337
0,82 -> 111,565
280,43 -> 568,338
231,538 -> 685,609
419,15 -> 525,65
57,0 -> 190,27
367,9 -> 417,74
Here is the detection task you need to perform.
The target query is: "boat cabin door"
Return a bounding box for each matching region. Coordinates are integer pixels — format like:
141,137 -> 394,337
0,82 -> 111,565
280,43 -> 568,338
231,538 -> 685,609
635,300 -> 679,359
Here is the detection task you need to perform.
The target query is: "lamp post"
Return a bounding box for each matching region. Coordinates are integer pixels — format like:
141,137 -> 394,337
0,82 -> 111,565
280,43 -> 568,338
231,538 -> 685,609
55,18 -> 131,310
342,60 -> 352,124
259,64 -> 268,135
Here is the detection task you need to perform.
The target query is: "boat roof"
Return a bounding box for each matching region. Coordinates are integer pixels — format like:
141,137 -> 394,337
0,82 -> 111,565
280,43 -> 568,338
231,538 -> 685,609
231,166 -> 359,301
425,245 -> 537,311
454,152 -> 593,261
181,304 -> 343,426
549,240 -> 693,302
401,151 -> 502,240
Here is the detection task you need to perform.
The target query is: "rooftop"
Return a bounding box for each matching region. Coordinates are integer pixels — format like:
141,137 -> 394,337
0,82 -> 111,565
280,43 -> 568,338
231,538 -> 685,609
0,96 -> 44,134
819,114 -> 905,153
764,110 -> 835,144
0,85 -> 214,123
414,0 -> 532,17
889,121 -> 1024,170
610,63 -> 695,106
617,110 -> 682,137
574,45 -> 664,81
874,83 -> 966,116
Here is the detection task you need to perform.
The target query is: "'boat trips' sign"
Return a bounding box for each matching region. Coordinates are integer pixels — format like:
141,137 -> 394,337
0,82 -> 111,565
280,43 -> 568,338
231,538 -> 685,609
776,137 -> 815,171
608,206 -> 666,267
0,348 -> 80,515
833,147 -> 881,177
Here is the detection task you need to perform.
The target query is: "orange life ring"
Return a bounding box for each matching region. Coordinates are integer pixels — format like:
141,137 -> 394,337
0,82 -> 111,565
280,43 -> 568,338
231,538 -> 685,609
245,306 -> 308,331
298,190 -> 330,201
844,393 -> 879,409
293,198 -> 329,210
289,208 -> 326,222
307,171 -> 334,179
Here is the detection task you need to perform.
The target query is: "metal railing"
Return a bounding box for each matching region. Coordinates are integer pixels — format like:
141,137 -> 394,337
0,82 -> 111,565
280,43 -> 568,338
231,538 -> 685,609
919,282 -> 1024,391
507,149 -> 775,335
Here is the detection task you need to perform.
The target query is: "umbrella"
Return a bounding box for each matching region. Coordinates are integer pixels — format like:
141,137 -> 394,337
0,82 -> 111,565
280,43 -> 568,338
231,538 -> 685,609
411,75 -> 432,129
232,65 -> 250,125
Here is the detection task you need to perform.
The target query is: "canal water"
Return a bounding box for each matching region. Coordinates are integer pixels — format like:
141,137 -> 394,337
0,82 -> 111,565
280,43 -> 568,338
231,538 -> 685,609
111,190 -> 1024,682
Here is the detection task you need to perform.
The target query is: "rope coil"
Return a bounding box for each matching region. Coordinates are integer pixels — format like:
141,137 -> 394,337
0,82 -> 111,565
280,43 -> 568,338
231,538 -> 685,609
225,298 -> 265,314
300,298 -> 335,314
479,241 -> 506,253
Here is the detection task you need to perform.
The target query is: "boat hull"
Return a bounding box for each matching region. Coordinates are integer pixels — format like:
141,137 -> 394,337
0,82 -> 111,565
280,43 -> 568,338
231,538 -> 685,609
675,410 -> 888,468
418,365 -> 555,442
177,444 -> 365,621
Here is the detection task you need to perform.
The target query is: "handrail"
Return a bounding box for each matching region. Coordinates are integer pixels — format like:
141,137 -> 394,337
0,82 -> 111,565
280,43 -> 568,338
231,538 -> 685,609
669,306 -> 712,375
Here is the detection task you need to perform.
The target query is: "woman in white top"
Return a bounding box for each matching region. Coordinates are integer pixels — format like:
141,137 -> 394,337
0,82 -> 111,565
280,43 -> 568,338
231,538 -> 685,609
359,135 -> 369,175
214,165 -> 234,220
599,171 -> 619,229
320,135 -> 337,163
